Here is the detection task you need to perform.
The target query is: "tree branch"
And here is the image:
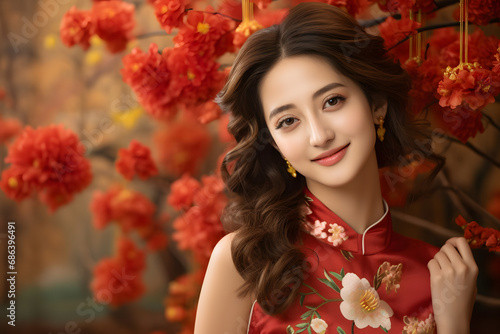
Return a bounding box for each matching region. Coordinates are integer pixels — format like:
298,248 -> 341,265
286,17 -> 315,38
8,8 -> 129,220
442,134 -> 500,169
482,113 -> 500,133
391,210 -> 461,238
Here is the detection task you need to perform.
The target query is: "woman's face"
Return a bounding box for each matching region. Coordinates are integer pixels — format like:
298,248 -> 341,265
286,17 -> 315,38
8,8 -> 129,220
259,55 -> 386,191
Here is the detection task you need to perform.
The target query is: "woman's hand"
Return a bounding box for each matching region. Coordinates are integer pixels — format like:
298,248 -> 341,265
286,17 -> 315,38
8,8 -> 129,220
427,237 -> 478,334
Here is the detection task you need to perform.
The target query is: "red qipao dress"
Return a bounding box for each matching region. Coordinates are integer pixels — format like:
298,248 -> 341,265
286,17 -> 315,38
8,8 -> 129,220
247,188 -> 439,334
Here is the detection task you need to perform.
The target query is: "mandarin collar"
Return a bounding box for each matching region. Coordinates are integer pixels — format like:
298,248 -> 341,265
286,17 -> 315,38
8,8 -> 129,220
303,188 -> 392,255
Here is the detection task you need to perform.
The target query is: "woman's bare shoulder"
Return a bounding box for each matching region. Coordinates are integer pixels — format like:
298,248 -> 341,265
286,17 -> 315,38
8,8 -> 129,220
194,232 -> 255,334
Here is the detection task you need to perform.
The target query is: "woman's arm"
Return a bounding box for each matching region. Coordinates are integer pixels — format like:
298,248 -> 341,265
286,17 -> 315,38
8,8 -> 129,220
427,237 -> 478,334
194,233 -> 255,334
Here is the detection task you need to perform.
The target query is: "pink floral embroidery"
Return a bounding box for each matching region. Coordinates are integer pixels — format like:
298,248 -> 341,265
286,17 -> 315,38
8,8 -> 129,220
310,220 -> 327,239
327,223 -> 348,246
402,313 -> 435,334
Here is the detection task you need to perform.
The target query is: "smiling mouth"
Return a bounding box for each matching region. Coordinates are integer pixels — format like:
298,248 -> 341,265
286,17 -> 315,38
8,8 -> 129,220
312,143 -> 350,166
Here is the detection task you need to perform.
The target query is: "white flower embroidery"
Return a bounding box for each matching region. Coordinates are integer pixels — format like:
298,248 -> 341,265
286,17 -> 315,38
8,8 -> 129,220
310,220 -> 327,239
327,223 -> 348,246
339,273 -> 394,330
310,318 -> 328,334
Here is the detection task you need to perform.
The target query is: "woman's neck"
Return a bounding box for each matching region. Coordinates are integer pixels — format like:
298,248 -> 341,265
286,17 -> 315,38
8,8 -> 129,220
306,151 -> 385,234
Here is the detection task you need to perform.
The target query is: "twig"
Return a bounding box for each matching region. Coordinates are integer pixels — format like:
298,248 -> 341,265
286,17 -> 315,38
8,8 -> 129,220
361,0 -> 458,28
389,19 -> 500,50
185,8 -> 242,22
391,210 -> 461,238
438,171 -> 470,217
136,31 -> 169,39
438,186 -> 500,229
476,293 -> 500,307
483,113 -> 500,133
441,134 -> 500,168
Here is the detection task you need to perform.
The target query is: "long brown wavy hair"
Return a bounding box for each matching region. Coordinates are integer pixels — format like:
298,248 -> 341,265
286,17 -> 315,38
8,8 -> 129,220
217,2 -> 443,315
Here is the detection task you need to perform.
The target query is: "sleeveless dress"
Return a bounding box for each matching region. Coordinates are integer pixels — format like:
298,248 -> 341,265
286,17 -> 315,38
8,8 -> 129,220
247,188 -> 439,334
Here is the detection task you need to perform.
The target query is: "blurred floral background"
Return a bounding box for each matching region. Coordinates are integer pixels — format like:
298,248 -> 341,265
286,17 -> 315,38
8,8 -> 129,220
0,0 -> 499,333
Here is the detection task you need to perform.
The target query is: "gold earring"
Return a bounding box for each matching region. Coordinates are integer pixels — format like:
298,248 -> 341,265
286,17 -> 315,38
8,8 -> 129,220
377,116 -> 386,142
286,160 -> 297,178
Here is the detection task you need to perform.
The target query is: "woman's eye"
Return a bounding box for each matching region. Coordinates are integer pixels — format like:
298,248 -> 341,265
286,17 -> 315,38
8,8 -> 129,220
323,96 -> 345,109
276,117 -> 297,129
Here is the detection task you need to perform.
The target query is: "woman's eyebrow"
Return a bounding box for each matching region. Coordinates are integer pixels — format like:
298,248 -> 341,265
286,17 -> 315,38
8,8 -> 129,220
268,82 -> 346,121
312,82 -> 345,100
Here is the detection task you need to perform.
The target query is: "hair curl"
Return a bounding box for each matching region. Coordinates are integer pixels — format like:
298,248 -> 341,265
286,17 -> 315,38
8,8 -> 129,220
216,2 -> 443,315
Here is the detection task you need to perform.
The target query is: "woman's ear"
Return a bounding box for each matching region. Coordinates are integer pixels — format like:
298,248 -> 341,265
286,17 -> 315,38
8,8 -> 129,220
372,100 -> 388,124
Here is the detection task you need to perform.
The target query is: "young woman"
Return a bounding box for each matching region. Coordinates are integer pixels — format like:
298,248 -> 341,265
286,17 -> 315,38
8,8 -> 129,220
194,3 -> 478,334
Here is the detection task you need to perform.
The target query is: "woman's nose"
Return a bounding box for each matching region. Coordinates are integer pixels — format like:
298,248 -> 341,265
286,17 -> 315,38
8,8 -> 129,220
309,117 -> 334,147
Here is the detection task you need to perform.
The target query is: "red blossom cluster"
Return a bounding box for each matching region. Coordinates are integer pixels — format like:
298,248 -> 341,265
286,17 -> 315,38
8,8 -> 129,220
453,0 -> 500,26
438,62 -> 500,112
168,174 -> 227,265
0,116 -> 22,144
121,43 -> 226,122
91,237 -> 146,306
375,0 -> 436,13
152,0 -> 190,34
154,116 -> 211,176
0,125 -> 92,212
116,140 -> 158,180
174,7 -> 236,58
164,270 -> 205,331
60,1 -> 135,53
379,15 -> 421,62
456,215 -> 500,252
399,27 -> 500,143
90,185 -> 168,251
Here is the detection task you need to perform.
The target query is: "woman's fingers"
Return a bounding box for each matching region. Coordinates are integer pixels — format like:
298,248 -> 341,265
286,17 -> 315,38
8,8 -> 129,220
427,237 -> 478,334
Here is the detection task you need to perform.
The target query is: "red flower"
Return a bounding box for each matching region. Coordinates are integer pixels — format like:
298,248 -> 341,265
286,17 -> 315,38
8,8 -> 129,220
145,229 -> 169,251
164,270 -> 204,329
0,125 -> 92,212
163,47 -> 227,110
153,0 -> 189,34
116,140 -> 158,180
91,257 -> 145,307
375,0 -> 435,13
378,15 -> 421,62
90,185 -> 156,233
154,116 -> 212,176
255,8 -> 288,28
117,237 -> 146,272
92,1 -> 135,53
167,174 -> 201,210
183,100 -> 223,124
217,0 -> 242,20
440,29 -> 499,70
60,6 -> 94,50
455,215 -> 500,252
438,63 -> 500,112
432,104 -> 484,143
172,175 -> 226,264
453,0 -> 500,26
403,57 -> 443,114
121,43 -> 176,120
493,43 -> 500,75
173,7 -> 235,58
0,116 -> 22,144
254,0 -> 273,11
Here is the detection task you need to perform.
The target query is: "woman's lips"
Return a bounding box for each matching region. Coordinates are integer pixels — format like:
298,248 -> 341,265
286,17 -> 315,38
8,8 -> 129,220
312,144 -> 350,166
